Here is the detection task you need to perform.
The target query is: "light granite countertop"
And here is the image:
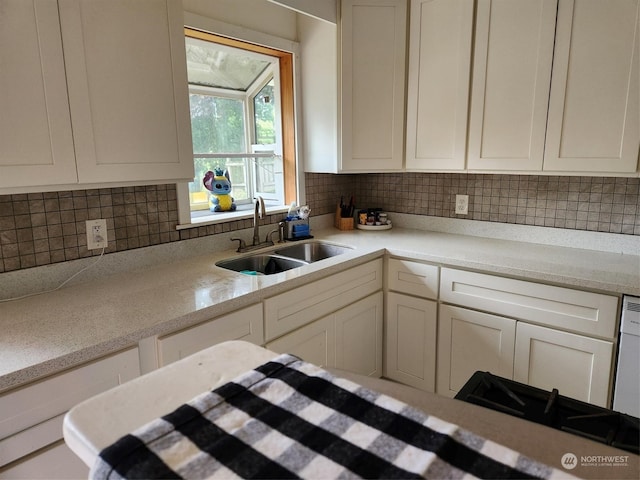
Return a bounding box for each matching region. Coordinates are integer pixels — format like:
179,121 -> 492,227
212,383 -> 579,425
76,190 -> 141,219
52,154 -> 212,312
1,223 -> 638,394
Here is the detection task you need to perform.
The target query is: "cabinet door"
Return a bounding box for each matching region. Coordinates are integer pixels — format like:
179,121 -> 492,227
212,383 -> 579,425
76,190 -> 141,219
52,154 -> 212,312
335,292 -> 383,377
544,0 -> 639,173
405,0 -> 473,171
0,0 -> 77,189
0,348 -> 139,469
341,0 -> 406,171
158,304 -> 264,367
468,0 -> 557,171
437,305 -> 516,397
58,0 -> 194,183
385,292 -> 437,392
514,322 -> 614,407
0,441 -> 87,479
266,316 -> 336,369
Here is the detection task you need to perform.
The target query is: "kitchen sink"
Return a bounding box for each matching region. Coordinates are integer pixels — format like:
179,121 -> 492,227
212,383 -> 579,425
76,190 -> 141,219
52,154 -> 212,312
216,241 -> 352,275
215,255 -> 306,275
274,242 -> 352,263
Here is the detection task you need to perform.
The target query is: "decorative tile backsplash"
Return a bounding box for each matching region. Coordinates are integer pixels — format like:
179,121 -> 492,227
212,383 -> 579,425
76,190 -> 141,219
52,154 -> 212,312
1,174 -> 638,273
348,174 -> 640,234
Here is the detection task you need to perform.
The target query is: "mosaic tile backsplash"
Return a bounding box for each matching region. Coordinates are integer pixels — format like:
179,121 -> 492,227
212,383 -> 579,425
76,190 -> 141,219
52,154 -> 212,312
1,174 -> 638,272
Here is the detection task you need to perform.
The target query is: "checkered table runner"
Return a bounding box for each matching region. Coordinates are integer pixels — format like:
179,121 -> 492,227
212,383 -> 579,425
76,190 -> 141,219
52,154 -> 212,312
91,354 -> 572,479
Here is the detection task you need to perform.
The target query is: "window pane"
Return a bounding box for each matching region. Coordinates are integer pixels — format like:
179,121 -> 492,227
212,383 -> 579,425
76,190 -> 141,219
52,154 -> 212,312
253,80 -> 276,145
190,157 -> 250,210
256,157 -> 276,194
189,94 -> 246,153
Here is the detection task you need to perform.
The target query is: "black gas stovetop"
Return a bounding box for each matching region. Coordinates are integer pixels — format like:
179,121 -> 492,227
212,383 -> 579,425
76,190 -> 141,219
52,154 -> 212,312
455,371 -> 639,455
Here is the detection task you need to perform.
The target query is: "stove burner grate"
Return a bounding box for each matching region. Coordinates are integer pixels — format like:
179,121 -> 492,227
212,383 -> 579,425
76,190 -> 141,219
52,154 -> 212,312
455,371 -> 639,455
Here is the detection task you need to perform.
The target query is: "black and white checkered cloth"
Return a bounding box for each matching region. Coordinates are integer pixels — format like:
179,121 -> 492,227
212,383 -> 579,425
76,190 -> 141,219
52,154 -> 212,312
91,354 -> 572,479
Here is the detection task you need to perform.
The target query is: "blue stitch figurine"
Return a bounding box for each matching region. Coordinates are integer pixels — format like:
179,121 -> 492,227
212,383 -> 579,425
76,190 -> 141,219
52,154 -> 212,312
203,168 -> 236,212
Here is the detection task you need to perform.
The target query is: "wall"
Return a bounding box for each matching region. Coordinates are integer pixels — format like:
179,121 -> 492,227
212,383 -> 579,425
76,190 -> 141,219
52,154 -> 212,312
2,173 -> 637,274
182,0 -> 298,41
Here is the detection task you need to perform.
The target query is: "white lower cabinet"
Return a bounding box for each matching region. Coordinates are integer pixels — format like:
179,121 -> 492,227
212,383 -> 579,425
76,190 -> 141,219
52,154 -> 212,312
514,322 -> 614,407
437,305 -> 516,398
267,316 -> 336,369
438,268 -> 618,407
385,292 -> 437,392
384,258 -> 439,391
0,441 -> 87,480
267,292 -> 384,377
0,348 -> 140,477
157,304 -> 264,367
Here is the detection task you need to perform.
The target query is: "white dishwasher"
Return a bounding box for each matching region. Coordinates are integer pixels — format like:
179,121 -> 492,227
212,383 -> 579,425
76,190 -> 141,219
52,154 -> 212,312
613,295 -> 640,417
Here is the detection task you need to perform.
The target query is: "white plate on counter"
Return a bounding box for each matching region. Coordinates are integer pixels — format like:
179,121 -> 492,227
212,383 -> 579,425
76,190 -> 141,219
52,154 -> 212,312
356,223 -> 392,231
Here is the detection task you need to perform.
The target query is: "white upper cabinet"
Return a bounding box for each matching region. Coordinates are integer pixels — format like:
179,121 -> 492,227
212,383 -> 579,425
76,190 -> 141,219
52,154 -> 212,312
341,0 -> 406,172
467,0 -> 557,171
59,0 -> 194,184
301,0 -> 406,173
0,0 -> 194,191
0,0 -> 78,188
544,0 -> 639,174
405,0 -> 473,171
405,0 -> 639,175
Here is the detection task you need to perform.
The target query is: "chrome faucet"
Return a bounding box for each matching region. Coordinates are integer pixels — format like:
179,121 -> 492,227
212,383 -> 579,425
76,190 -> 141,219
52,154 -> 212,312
231,196 -> 274,253
252,196 -> 265,246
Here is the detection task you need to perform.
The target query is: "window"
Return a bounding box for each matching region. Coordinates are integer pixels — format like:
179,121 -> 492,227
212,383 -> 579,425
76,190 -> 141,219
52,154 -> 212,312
179,29 -> 297,225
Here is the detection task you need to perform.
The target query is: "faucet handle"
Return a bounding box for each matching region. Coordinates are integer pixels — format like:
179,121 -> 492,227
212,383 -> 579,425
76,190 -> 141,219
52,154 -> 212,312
266,229 -> 278,245
230,237 -> 246,252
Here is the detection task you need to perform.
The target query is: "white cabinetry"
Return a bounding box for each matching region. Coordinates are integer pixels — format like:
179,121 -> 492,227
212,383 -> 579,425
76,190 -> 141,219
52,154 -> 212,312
437,305 -> 516,397
439,268 -> 618,406
0,0 -> 194,191
405,0 -> 639,175
384,258 -> 439,391
467,0 -> 557,171
268,315 -> 336,368
267,292 -> 383,376
300,0 -> 406,173
405,0 -> 473,171
514,322 -> 614,407
544,0 -> 639,173
0,0 -> 77,188
0,348 -> 140,477
265,259 -> 383,376
157,304 -> 264,367
264,259 -> 382,340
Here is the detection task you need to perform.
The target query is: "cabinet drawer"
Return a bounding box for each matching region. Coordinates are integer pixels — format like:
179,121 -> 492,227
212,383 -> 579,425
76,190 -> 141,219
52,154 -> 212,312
0,348 -> 139,466
158,304 -> 263,366
440,268 -> 619,338
265,259 -> 383,341
387,258 -> 439,299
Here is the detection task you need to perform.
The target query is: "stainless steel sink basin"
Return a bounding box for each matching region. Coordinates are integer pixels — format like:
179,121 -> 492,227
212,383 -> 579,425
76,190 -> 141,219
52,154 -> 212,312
216,255 -> 306,275
274,241 -> 352,263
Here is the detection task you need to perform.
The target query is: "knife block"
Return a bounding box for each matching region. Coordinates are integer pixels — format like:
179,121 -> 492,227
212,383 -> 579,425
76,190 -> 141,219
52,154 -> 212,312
334,204 -> 354,230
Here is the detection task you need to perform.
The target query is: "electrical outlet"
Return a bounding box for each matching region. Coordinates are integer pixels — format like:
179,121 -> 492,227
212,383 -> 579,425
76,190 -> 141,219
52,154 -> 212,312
455,194 -> 469,215
86,219 -> 108,250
